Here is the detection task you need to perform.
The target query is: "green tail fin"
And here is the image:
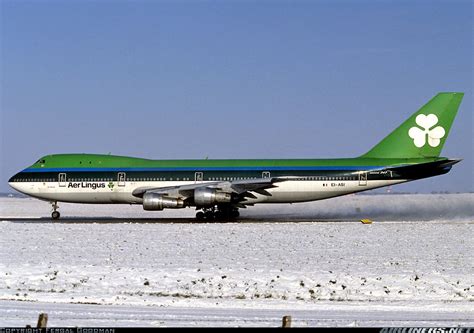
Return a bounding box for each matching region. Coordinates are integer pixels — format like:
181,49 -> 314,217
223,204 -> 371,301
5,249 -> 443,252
362,92 -> 464,159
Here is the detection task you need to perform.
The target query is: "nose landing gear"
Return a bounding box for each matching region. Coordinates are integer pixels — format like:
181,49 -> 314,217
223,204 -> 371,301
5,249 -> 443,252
51,201 -> 60,220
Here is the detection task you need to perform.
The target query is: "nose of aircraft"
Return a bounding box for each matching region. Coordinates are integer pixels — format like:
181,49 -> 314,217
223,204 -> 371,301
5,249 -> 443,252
8,172 -> 23,193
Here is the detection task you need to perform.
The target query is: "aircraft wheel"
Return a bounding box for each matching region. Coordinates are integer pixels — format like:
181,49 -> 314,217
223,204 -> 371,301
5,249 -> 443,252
196,211 -> 205,221
214,211 -> 225,221
204,211 -> 215,220
52,211 -> 60,220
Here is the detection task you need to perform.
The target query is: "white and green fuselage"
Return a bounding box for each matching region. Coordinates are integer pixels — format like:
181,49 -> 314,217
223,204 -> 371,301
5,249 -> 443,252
8,155 -> 457,204
8,92 -> 464,219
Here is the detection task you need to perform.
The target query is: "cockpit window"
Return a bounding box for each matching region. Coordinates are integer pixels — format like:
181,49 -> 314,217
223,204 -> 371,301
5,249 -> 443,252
36,159 -> 46,164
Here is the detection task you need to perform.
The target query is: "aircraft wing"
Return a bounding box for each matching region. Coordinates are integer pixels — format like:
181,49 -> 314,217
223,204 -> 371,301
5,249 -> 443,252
132,177 -> 286,206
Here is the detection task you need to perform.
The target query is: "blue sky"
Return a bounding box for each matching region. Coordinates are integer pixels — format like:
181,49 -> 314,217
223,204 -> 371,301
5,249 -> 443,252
1,0 -> 472,193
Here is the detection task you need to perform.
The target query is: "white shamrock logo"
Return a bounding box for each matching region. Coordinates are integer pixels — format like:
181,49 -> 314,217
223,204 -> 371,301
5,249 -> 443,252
408,114 -> 445,148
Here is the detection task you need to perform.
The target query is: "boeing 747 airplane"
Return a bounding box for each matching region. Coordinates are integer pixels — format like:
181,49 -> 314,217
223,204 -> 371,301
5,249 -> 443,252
9,92 -> 464,220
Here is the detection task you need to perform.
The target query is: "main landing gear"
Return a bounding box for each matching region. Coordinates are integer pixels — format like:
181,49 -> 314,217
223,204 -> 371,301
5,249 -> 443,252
195,205 -> 240,221
51,201 -> 60,220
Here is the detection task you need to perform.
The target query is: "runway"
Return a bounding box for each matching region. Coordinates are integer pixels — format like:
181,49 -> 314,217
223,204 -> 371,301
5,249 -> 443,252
1,300 -> 472,327
4,217 -> 474,224
1,192 -> 473,222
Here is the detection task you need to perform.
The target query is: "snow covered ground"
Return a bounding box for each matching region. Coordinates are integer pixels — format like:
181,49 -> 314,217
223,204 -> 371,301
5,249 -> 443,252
0,194 -> 473,327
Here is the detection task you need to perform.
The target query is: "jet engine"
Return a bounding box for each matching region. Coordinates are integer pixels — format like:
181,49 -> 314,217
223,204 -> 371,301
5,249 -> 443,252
142,193 -> 184,210
194,187 -> 232,206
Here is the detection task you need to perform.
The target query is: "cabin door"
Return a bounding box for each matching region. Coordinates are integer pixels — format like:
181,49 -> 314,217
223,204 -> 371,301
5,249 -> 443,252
118,172 -> 126,187
195,172 -> 203,183
359,172 -> 367,186
58,173 -> 67,187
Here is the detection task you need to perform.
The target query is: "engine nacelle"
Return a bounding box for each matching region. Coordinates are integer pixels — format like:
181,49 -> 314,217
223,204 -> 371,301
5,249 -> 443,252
142,193 -> 184,211
194,187 -> 232,207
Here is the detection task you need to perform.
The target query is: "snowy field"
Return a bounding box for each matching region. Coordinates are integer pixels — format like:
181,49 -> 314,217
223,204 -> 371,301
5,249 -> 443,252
0,194 -> 473,327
